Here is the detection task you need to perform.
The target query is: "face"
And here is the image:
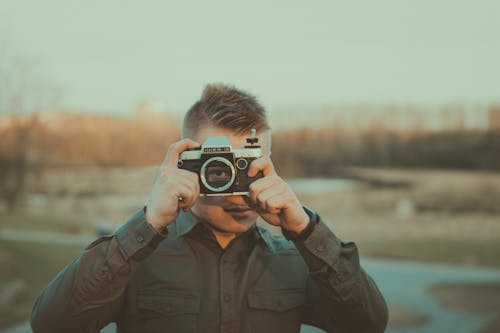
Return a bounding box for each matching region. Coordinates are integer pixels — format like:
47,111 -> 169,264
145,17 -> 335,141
190,125 -> 271,234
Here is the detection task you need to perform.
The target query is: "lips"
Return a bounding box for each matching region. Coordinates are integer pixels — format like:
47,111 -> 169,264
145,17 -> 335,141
224,205 -> 253,213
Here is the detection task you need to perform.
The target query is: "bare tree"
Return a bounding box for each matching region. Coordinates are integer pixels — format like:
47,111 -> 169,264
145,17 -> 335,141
0,39 -> 61,213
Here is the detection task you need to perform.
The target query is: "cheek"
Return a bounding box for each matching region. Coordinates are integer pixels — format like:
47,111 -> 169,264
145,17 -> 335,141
193,197 -> 224,214
197,196 -> 226,206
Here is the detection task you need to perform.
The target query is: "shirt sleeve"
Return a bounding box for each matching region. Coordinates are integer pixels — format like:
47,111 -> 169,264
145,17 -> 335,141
290,207 -> 388,333
30,208 -> 167,333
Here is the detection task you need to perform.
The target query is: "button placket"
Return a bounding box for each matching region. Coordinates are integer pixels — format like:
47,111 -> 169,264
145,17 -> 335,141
220,255 -> 233,308
219,253 -> 236,333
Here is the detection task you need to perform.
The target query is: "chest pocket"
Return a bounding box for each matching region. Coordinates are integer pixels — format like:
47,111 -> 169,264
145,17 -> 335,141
136,293 -> 200,333
248,289 -> 306,312
245,289 -> 306,333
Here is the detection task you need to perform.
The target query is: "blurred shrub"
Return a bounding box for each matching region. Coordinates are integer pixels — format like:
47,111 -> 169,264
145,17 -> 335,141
272,128 -> 500,177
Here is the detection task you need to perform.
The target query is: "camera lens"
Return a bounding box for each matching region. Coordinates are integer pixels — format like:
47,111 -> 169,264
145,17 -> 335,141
200,157 -> 236,192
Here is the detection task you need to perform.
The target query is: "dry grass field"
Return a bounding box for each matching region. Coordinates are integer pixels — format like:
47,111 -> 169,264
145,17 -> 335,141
297,168 -> 500,266
16,165 -> 500,265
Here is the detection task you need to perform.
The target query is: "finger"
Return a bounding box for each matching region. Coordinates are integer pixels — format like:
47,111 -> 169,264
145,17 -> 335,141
248,176 -> 282,206
170,182 -> 190,205
162,139 -> 200,167
178,168 -> 200,188
178,169 -> 200,200
175,176 -> 199,209
256,182 -> 289,212
247,156 -> 276,178
157,165 -> 198,186
170,182 -> 196,210
266,193 -> 294,215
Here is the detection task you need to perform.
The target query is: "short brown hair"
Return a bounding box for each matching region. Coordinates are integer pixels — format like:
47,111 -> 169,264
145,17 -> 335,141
182,84 -> 270,138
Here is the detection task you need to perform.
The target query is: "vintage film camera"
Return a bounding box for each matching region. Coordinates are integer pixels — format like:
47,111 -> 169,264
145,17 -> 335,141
178,129 -> 263,196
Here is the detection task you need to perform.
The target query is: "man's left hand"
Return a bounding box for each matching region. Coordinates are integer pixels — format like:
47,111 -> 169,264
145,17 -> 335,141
247,157 -> 310,234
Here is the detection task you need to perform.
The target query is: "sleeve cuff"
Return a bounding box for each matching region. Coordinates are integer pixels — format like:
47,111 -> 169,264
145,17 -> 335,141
302,217 -> 342,267
115,207 -> 168,261
281,206 -> 318,241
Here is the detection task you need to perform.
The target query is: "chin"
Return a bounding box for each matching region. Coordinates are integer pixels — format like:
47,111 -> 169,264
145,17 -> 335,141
192,197 -> 258,234
195,206 -> 258,234
216,210 -> 258,233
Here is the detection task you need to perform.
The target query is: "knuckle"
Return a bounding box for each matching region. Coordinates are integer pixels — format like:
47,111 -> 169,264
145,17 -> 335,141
271,175 -> 282,183
189,172 -> 199,182
159,170 -> 170,182
160,166 -> 176,180
167,143 -> 176,152
164,178 -> 178,189
267,200 -> 277,209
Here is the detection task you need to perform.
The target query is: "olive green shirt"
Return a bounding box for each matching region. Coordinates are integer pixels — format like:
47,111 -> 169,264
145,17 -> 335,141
31,207 -> 388,333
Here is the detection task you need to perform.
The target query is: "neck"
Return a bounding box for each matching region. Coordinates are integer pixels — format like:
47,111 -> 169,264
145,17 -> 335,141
209,228 -> 236,249
190,211 -> 250,249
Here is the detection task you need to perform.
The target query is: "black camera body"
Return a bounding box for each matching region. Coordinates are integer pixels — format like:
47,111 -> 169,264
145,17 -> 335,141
178,134 -> 263,196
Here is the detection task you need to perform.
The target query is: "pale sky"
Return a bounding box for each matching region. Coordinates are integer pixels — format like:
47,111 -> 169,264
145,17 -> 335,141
1,0 -> 499,117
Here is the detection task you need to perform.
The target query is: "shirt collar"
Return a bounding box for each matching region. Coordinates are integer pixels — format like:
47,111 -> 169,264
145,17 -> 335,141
174,209 -> 199,237
254,224 -> 276,252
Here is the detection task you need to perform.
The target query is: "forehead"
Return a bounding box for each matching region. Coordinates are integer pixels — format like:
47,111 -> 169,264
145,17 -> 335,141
194,126 -> 271,155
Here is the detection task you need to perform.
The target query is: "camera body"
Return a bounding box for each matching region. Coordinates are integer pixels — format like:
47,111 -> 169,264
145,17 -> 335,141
178,135 -> 263,196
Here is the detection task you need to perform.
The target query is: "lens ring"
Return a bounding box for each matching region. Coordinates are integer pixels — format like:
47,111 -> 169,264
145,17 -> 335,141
200,157 -> 236,192
235,158 -> 248,170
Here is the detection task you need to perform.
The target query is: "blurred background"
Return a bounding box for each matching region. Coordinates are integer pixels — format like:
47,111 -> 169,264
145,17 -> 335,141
1,1 -> 499,332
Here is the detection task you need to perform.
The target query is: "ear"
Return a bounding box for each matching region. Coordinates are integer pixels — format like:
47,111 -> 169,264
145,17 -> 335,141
259,130 -> 272,156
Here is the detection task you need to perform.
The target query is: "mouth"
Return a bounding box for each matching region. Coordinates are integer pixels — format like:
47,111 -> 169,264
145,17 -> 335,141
223,205 -> 255,219
223,205 -> 253,213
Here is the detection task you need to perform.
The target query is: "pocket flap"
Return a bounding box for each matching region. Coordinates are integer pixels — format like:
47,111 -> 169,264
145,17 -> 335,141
138,293 -> 200,316
248,290 -> 306,312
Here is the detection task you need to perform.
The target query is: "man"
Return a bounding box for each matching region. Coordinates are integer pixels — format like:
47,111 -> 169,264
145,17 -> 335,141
31,84 -> 388,333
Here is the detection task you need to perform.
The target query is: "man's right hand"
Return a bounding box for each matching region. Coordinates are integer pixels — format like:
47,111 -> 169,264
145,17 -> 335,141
145,139 -> 200,231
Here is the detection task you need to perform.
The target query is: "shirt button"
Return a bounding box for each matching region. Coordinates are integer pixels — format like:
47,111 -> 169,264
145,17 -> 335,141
165,304 -> 173,313
98,268 -> 107,278
316,243 -> 326,252
136,233 -> 144,243
223,294 -> 232,302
